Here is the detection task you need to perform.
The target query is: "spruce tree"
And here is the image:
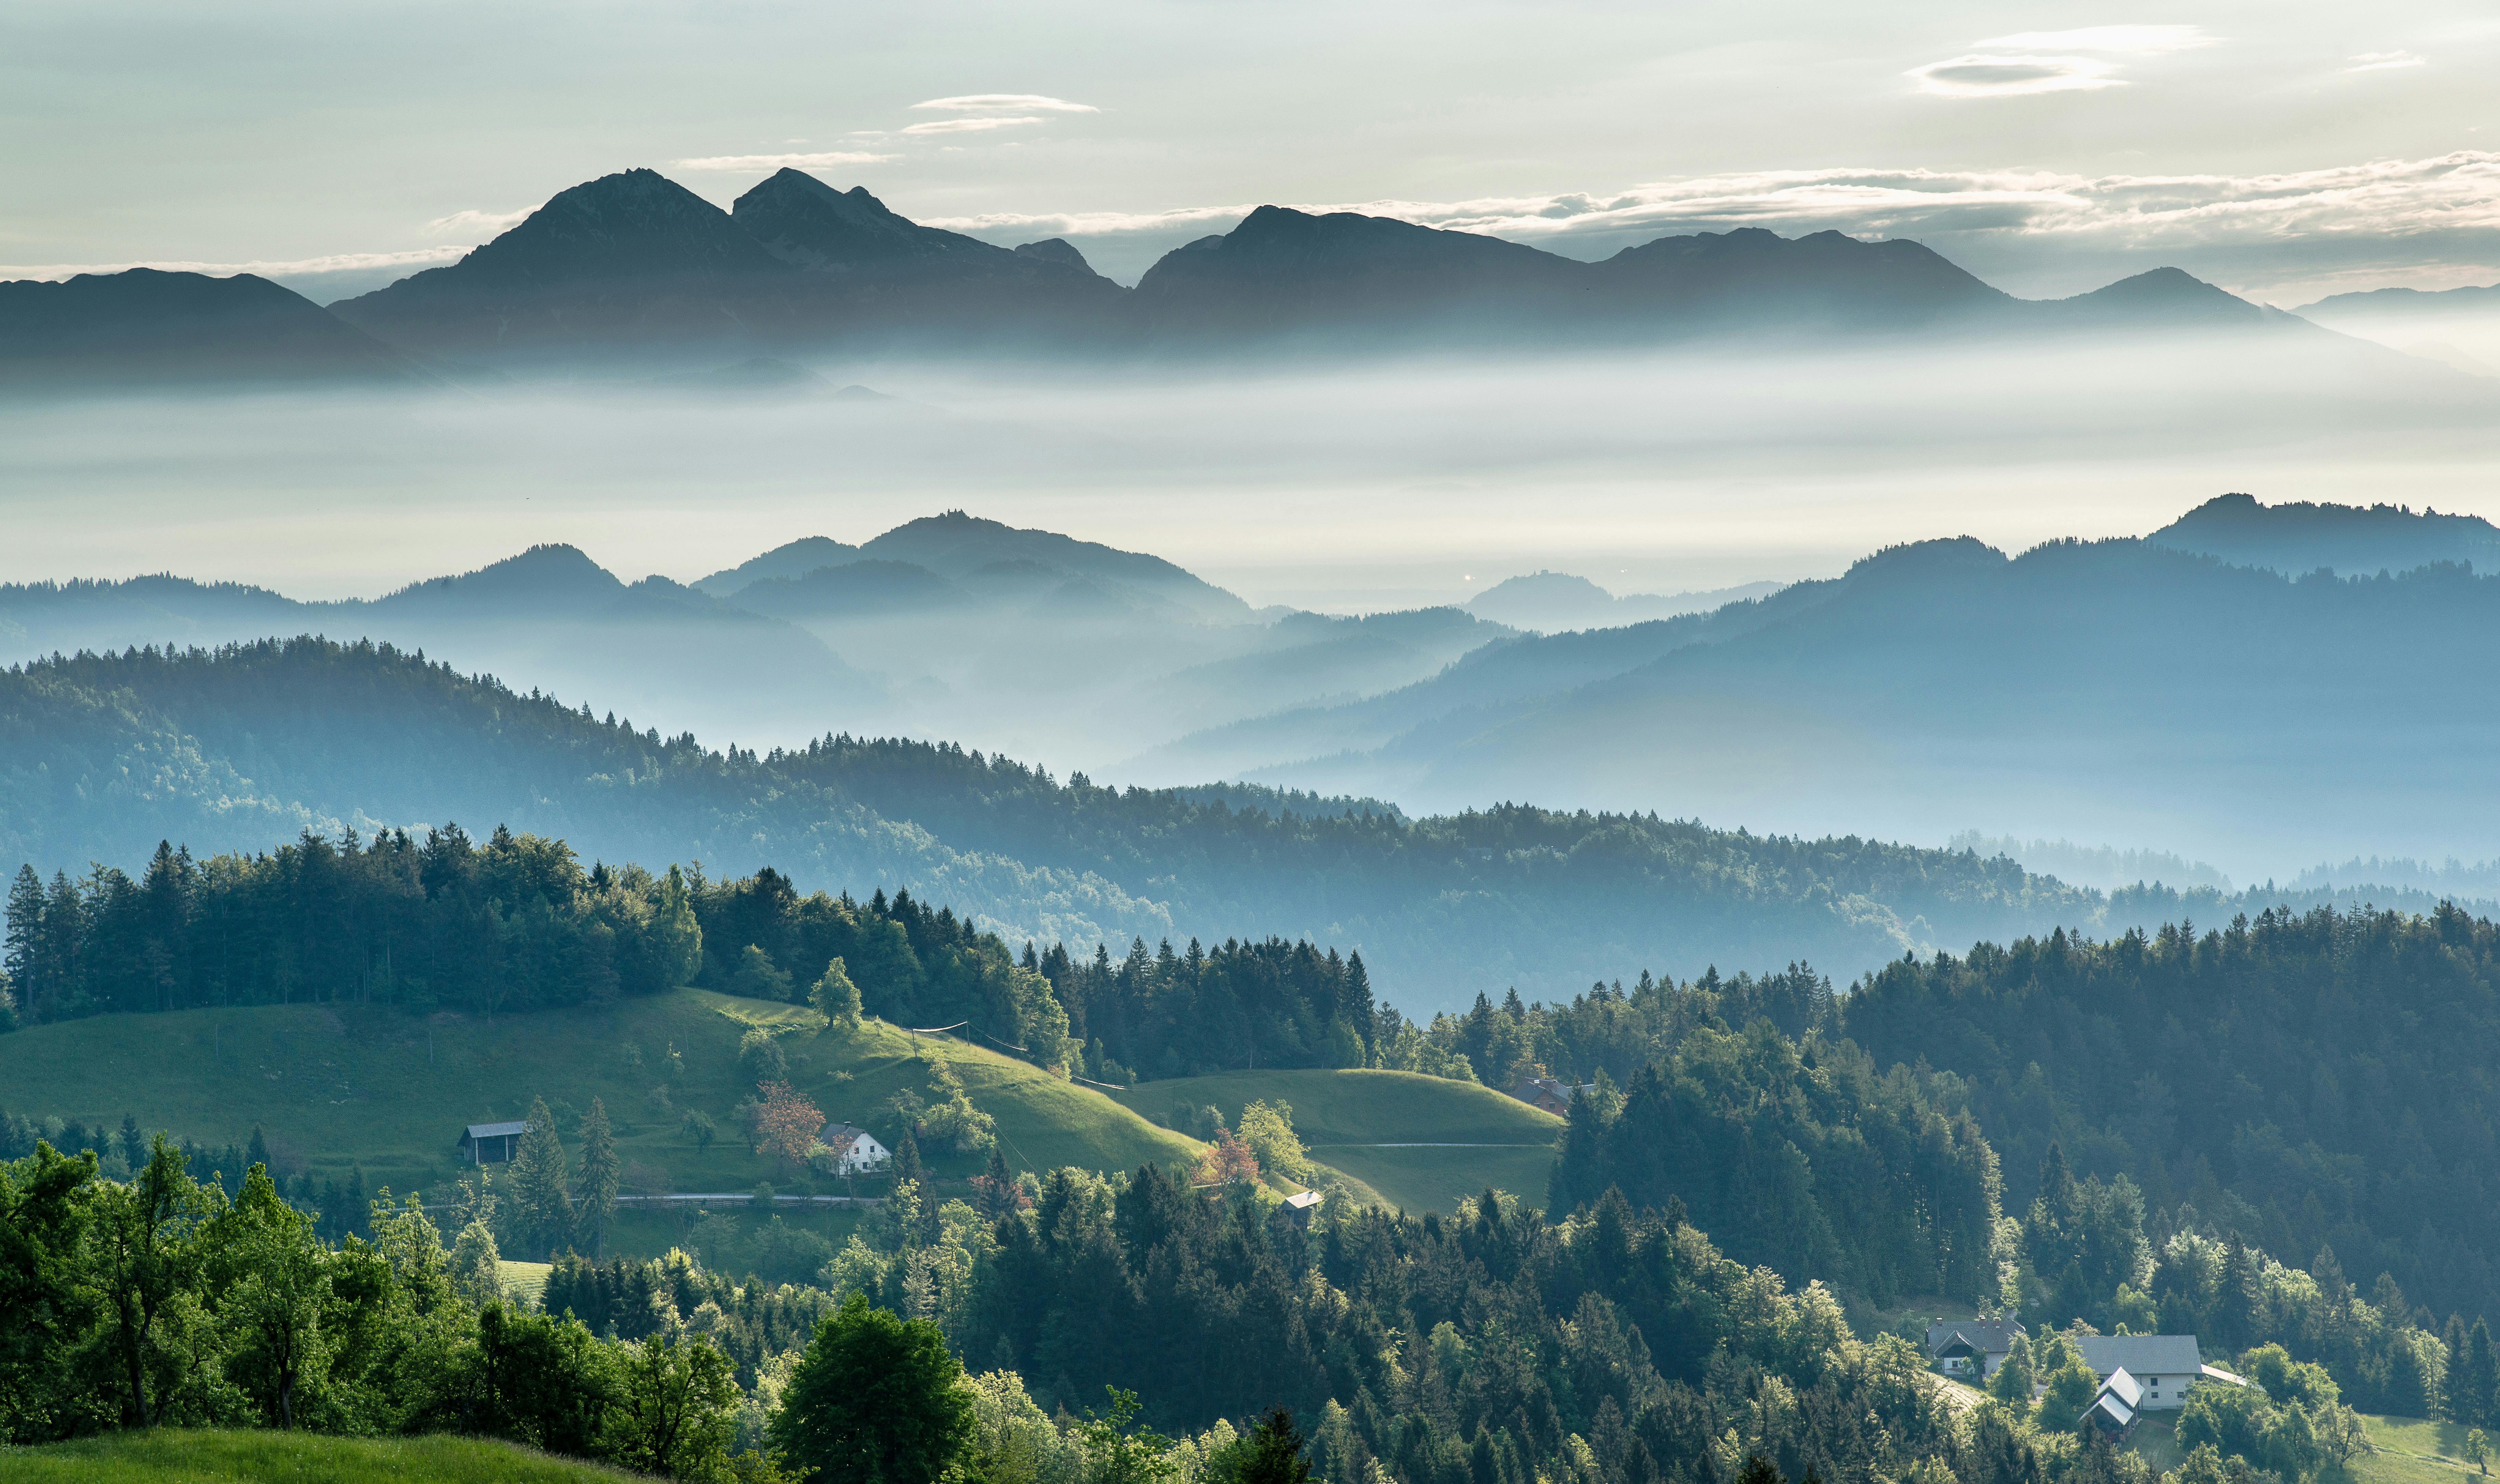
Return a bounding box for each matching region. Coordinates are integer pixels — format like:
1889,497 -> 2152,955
3,866 -> 43,1021
892,1126 -> 923,1189
508,1096 -> 575,1259
575,1098 -> 619,1258
245,1124 -> 271,1176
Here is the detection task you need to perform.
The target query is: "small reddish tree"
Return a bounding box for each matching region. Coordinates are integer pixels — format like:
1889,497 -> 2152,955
1193,1127 -> 1261,1188
753,1080 -> 824,1171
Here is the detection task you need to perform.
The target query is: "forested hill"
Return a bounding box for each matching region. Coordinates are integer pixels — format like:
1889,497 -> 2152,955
1843,905 -> 2500,1335
1210,534 -> 2500,872
0,637 -> 2113,1002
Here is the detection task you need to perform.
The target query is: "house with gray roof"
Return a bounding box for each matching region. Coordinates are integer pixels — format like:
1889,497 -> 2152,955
2074,1335 -> 2230,1411
460,1120 -> 528,1164
1926,1318 -> 2026,1379
2083,1367 -> 2144,1439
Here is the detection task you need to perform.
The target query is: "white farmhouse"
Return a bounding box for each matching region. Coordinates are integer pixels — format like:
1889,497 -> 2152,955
814,1121 -> 891,1175
2074,1335 -> 2246,1411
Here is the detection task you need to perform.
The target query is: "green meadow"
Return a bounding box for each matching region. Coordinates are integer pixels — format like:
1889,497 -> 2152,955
1111,1066 -> 1565,1212
0,990 -> 1202,1228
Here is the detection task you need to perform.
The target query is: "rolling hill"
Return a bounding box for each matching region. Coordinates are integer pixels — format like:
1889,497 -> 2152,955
1184,517 -> 2500,874
0,637 -> 2110,1002
1112,1067 -> 1563,1213
0,988 -> 1200,1204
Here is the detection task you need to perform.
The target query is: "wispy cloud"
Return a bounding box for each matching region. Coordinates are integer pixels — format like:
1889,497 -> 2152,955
921,152 -> 2500,257
900,116 -> 1046,136
1975,25 -> 2217,52
0,246 -> 469,284
1912,24 -> 2216,99
2344,50 -> 2425,72
424,207 -> 532,236
911,93 -> 1096,113
1908,54 -> 2125,97
672,150 -> 899,171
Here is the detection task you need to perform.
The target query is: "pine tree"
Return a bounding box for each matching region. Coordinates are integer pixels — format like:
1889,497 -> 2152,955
245,1124 -> 271,1176
508,1096 -> 575,1259
4,866 -> 43,1023
1235,1406 -> 1314,1484
575,1098 -> 619,1258
892,1126 -> 924,1188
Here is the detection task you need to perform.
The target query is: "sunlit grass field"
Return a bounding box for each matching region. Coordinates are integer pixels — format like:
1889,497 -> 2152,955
1112,1066 -> 1564,1212
0,990 -> 1202,1248
0,1429 -> 643,1483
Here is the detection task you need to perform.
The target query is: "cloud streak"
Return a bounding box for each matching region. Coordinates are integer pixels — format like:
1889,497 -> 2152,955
1911,24 -> 2217,100
899,116 -> 1045,136
911,93 -> 1096,113
425,207 -> 532,236
1908,53 -> 2124,98
2345,51 -> 2425,72
673,150 -> 898,171
0,246 -> 469,284
923,152 -> 2500,255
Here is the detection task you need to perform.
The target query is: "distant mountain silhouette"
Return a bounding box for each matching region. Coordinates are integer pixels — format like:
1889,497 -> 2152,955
2049,266 -> 2303,330
1124,209 -> 2296,347
0,269 -> 418,386
1464,571 -> 1787,633
0,542 -> 883,743
728,559 -> 964,619
1201,531 -> 2500,869
1588,227 -> 2012,333
2298,281 -> 2500,319
693,536 -> 864,596
854,511 -> 1252,623
23,166 -> 2344,376
1129,205 -> 1590,339
2149,491 -> 2500,576
330,168 -> 796,360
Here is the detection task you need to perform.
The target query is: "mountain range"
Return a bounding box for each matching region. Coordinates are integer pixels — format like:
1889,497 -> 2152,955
0,513 -> 1490,762
8,494 -> 2498,1002
0,268 -> 421,387
1142,499 -> 2500,870
2,166 -> 2358,384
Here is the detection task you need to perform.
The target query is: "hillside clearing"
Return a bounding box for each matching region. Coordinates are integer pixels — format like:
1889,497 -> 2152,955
1111,1067 -> 1563,1212
0,1429 -> 642,1483
0,992 -> 1201,1254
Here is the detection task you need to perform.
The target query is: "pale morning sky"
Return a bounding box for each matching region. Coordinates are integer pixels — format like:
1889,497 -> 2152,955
4,0 -> 2496,305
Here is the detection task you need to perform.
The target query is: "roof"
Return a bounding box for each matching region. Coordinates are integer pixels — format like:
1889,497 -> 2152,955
2076,1336 -> 2203,1379
1283,1191 -> 1323,1211
2200,1364 -> 2249,1387
464,1121 -> 529,1139
2087,1391 -> 2137,1430
1926,1319 -> 2025,1356
2098,1367 -> 2144,1408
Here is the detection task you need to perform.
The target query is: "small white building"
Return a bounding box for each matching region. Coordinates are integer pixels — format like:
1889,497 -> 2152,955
814,1122 -> 891,1175
2074,1336 -> 2235,1412
1927,1319 -> 2028,1378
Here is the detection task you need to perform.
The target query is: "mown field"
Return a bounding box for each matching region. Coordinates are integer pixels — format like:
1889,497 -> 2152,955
0,1429 -> 643,1482
2344,1415 -> 2496,1484
0,991 -> 1203,1228
1112,1067 -> 1565,1213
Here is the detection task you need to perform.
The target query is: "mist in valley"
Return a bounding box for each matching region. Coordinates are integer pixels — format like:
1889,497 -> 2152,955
7,323 -> 2500,900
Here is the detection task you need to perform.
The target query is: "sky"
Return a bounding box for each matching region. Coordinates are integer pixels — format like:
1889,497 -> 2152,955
4,0 -> 2498,304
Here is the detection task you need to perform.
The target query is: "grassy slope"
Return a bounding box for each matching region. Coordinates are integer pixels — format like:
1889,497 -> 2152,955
2347,1416 -> 2495,1484
0,990 -> 1200,1216
1111,1068 -> 1564,1213
0,1429 -> 640,1483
